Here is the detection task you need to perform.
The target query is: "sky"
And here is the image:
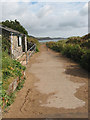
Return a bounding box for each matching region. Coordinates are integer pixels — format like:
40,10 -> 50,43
0,0 -> 89,38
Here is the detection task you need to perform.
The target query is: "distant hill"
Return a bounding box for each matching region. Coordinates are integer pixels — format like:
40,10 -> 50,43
36,37 -> 66,41
52,37 -> 66,40
37,37 -> 52,40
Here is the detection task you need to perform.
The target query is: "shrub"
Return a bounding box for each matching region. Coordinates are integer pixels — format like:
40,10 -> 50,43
0,89 -> 16,108
46,41 -> 63,52
16,77 -> 26,91
66,36 -> 81,44
36,47 -> 39,52
62,44 -> 85,62
46,40 -> 90,72
80,49 -> 90,71
81,40 -> 90,49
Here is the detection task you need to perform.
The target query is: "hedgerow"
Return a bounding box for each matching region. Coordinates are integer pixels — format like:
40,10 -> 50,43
46,38 -> 90,72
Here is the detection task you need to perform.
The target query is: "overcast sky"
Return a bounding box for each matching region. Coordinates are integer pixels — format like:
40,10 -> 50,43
0,1 -> 88,37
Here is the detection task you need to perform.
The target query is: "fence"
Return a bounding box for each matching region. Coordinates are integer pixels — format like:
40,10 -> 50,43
18,44 -> 36,65
26,44 -> 36,64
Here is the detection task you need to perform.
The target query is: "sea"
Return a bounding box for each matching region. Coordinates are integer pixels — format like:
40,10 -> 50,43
38,39 -> 62,43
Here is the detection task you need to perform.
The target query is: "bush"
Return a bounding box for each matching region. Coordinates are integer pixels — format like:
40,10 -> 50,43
80,49 -> 90,71
0,89 -> 16,108
46,40 -> 90,72
46,41 -> 63,52
62,44 -> 85,62
36,47 -> 39,52
66,36 -> 81,44
16,77 -> 26,90
81,40 -> 90,49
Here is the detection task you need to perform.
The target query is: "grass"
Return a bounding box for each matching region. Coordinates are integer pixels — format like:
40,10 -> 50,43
2,50 -> 26,91
1,50 -> 26,109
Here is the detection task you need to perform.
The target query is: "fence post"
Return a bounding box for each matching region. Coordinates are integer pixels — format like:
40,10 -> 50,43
26,51 -> 28,64
34,44 -> 36,53
26,44 -> 36,64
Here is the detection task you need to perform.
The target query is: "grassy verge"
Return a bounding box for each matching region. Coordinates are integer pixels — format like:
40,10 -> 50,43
2,51 -> 26,90
1,50 -> 26,109
46,34 -> 90,72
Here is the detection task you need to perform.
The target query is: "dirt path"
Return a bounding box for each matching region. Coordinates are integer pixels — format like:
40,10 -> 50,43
3,44 -> 88,118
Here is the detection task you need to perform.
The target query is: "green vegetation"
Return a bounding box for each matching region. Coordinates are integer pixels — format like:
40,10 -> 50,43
2,19 -> 28,35
1,74 -> 25,109
1,90 -> 16,109
27,36 -> 40,52
2,35 -> 11,54
2,19 -> 40,52
1,19 -> 40,109
1,50 -> 26,109
46,34 -> 90,72
16,77 -> 26,91
1,35 -> 26,109
2,51 -> 26,90
0,35 -> 2,103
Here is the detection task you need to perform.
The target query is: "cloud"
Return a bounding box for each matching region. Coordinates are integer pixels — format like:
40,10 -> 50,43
1,0 -> 30,2
79,3 -> 88,16
1,2 -> 88,37
37,5 -> 53,18
0,0 -> 90,2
